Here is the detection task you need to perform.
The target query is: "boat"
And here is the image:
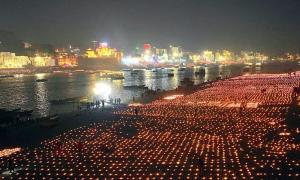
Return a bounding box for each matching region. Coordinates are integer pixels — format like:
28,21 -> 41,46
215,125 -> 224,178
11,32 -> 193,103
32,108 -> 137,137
255,62 -> 262,66
123,85 -> 148,89
38,115 -> 59,128
195,68 -> 205,76
178,67 -> 186,71
36,79 -> 48,82
151,68 -> 158,72
180,78 -> 194,86
168,73 -> 174,77
243,66 -> 251,73
123,69 -> 132,71
0,75 -> 14,78
131,71 -> 138,75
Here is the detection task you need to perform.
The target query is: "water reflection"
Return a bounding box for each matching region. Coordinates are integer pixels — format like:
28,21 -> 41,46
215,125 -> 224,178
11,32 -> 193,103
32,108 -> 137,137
34,80 -> 49,117
0,65 -> 247,117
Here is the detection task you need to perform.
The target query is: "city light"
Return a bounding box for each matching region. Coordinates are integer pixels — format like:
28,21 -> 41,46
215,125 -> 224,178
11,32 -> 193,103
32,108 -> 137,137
121,56 -> 141,66
35,73 -> 47,79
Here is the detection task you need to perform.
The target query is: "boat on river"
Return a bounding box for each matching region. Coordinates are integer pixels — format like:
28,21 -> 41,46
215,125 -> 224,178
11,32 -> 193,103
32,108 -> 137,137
195,68 -> 205,76
178,67 -> 186,71
180,78 -> 194,86
123,85 -> 148,90
36,79 -> 48,82
168,73 -> 174,77
0,75 -> 14,78
38,115 -> 59,128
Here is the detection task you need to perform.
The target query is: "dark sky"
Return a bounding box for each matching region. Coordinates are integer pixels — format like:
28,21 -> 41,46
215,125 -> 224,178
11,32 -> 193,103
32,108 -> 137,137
1,0 -> 300,54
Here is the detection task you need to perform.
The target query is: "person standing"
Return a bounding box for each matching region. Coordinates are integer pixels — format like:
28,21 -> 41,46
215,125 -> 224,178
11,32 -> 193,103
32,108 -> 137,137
101,100 -> 105,108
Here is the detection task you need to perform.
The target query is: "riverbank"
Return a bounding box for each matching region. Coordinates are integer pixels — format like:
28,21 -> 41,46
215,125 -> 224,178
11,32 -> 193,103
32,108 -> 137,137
1,72 -> 299,179
0,105 -> 127,149
1,63 -> 300,149
0,60 -> 299,76
0,74 -> 230,149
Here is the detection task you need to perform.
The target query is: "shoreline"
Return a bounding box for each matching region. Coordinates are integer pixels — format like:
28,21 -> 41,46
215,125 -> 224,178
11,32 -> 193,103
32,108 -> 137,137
0,71 -> 299,179
0,60 -> 298,76
1,64 -> 300,149
0,106 -> 126,149
0,74 -> 233,149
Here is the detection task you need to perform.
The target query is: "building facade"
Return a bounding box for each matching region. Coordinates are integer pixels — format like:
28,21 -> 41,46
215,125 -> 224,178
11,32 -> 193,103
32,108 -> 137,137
0,52 -> 30,68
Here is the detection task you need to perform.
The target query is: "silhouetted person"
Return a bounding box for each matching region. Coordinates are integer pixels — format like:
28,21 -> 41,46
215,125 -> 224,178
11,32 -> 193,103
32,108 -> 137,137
134,108 -> 138,116
8,158 -> 14,173
101,100 -> 105,108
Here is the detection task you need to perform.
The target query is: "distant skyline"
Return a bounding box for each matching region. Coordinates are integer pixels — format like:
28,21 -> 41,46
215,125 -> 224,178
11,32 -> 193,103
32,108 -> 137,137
1,0 -> 300,54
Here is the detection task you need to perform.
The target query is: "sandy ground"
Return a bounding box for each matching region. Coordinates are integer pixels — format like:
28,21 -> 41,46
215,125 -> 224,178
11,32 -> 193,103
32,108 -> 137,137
0,106 -> 126,148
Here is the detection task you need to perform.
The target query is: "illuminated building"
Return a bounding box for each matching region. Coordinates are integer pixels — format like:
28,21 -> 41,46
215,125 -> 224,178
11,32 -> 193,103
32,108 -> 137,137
121,55 -> 142,66
85,42 -> 122,63
23,42 -> 32,49
92,40 -> 99,50
215,50 -> 235,64
0,51 -> 55,68
202,50 -> 214,63
284,53 -> 296,60
169,45 -> 183,63
31,55 -> 55,67
80,42 -> 123,69
86,48 -> 97,58
55,48 -> 78,67
155,48 -> 168,63
0,52 -> 30,68
143,44 -> 151,54
240,51 -> 269,64
69,46 -> 80,57
190,53 -> 201,63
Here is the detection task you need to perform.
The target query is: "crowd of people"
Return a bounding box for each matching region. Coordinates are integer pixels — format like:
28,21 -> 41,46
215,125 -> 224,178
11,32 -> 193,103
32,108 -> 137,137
0,73 -> 299,178
77,97 -> 122,111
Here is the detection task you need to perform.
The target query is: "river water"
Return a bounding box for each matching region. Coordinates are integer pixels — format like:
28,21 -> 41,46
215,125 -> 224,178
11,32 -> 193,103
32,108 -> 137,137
0,63 -> 294,117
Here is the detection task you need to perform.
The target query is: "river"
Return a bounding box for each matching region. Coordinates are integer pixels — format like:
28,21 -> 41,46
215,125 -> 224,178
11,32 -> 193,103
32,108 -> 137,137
0,63 -> 297,117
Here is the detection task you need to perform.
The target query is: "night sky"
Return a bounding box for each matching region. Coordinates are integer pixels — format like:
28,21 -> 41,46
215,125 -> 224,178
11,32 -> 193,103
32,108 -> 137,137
1,0 -> 300,54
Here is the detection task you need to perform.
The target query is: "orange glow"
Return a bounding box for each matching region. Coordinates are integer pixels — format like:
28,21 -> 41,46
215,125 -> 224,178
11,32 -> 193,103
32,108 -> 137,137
0,147 -> 21,157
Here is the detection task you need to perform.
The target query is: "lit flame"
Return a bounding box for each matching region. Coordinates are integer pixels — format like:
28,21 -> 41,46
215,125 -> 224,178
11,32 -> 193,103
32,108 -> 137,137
0,147 -> 21,158
163,95 -> 184,100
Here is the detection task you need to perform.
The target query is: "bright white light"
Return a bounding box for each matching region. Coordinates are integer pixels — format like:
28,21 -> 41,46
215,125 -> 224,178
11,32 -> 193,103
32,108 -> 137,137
35,73 -> 47,79
94,83 -> 111,99
100,42 -> 108,47
121,56 -> 141,66
163,95 -> 184,100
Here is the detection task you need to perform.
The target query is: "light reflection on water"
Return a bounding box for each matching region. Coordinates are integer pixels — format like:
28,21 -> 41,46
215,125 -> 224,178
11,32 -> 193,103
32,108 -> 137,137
34,79 -> 49,117
0,65 -> 243,117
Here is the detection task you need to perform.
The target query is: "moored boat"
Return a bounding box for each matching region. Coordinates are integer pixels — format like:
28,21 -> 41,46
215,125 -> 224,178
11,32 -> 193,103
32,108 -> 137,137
167,73 -> 174,77
38,115 -> 59,128
36,79 -> 48,82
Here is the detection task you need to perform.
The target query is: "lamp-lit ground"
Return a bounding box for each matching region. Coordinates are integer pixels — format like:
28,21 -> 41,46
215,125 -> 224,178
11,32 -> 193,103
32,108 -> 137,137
1,73 -> 300,178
